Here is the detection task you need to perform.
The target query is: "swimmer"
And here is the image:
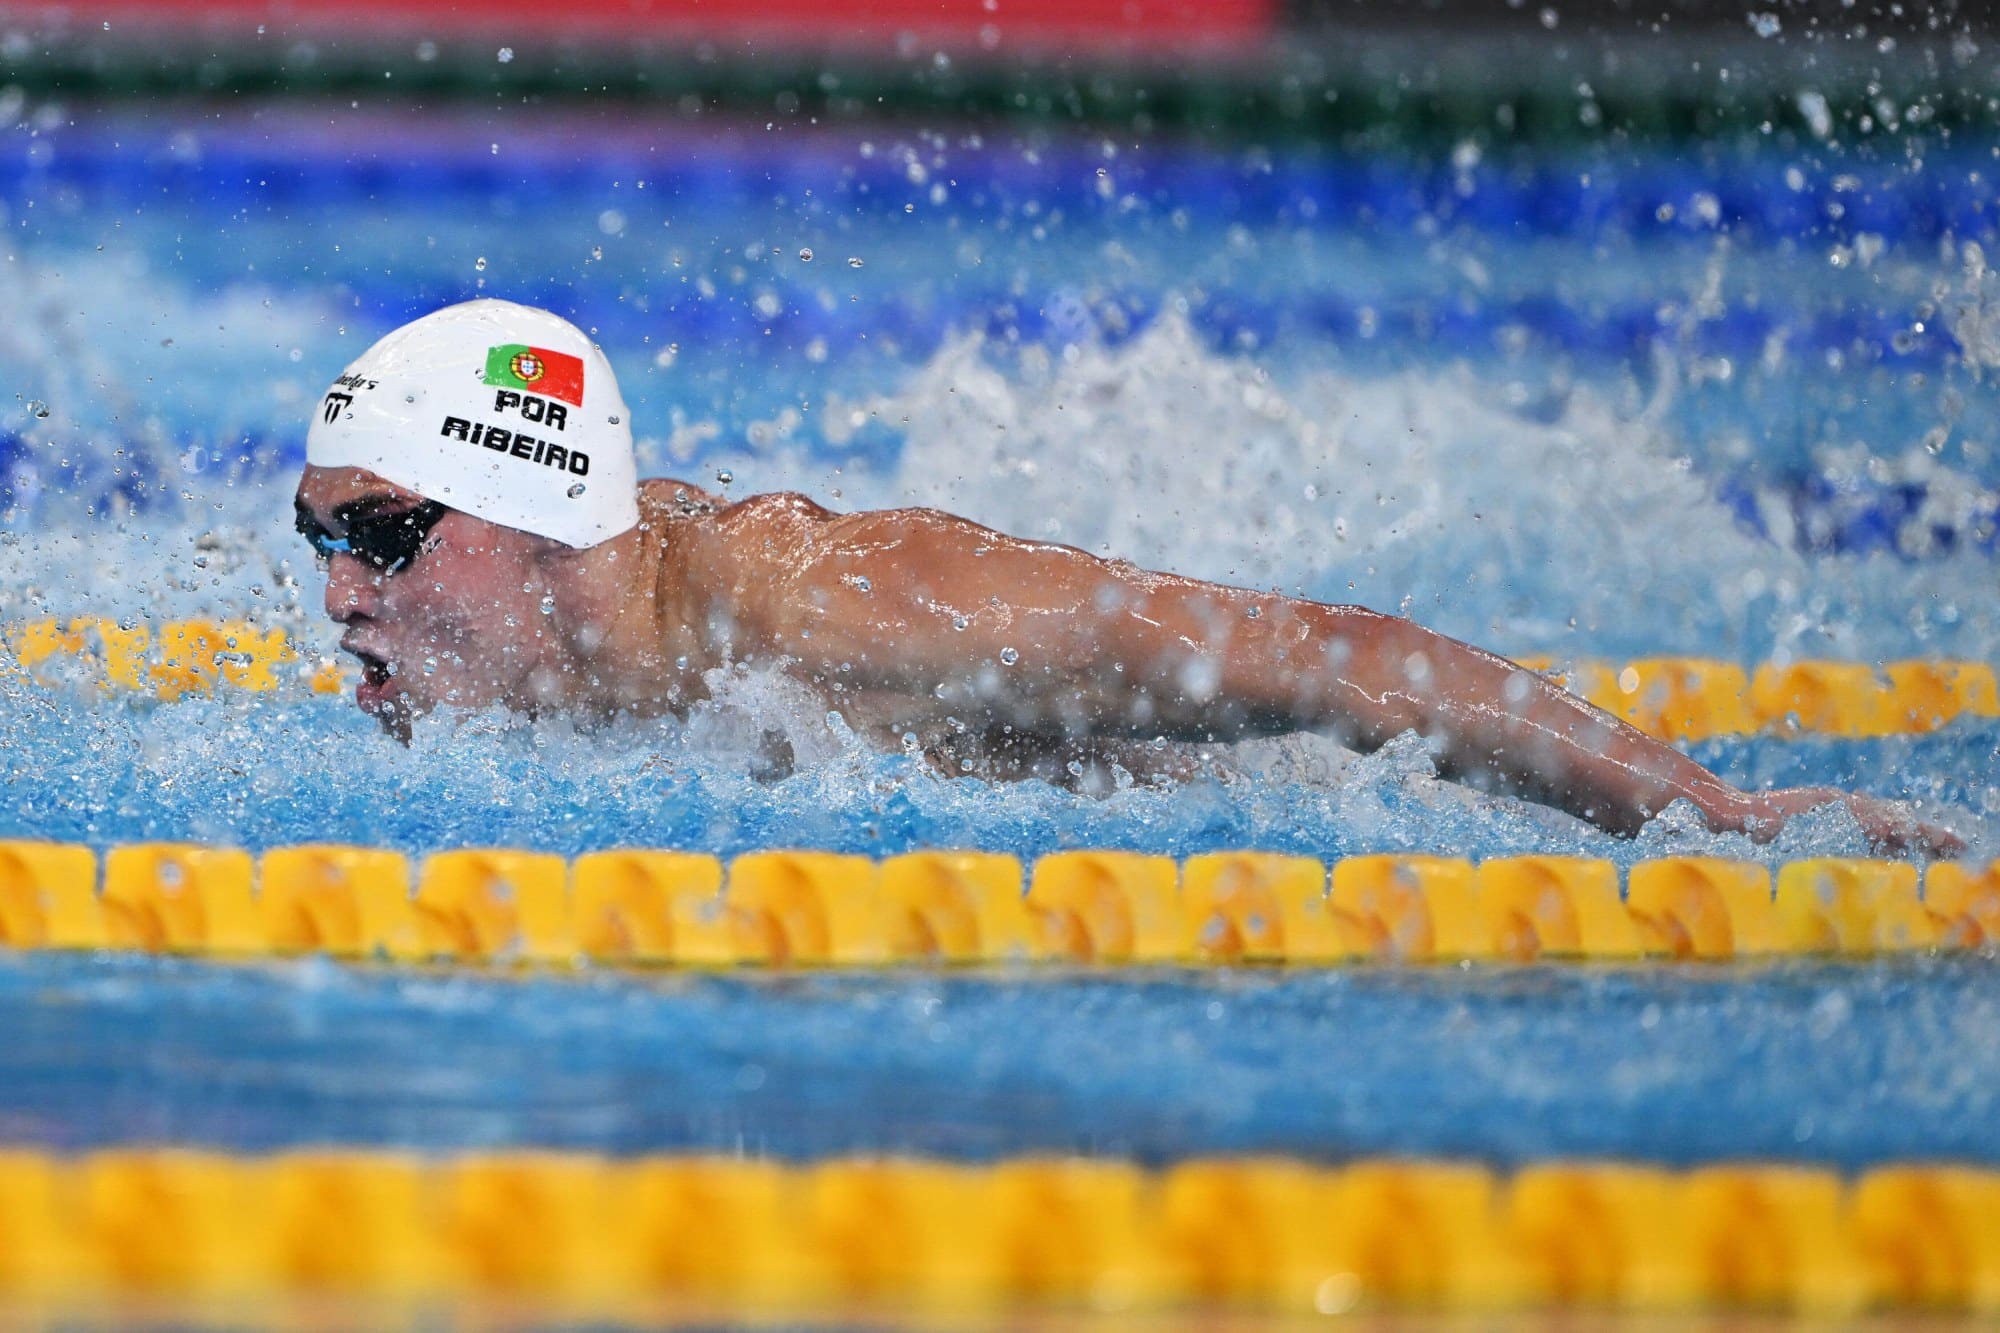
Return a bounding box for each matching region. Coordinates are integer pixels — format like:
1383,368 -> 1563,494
294,300 -> 1961,856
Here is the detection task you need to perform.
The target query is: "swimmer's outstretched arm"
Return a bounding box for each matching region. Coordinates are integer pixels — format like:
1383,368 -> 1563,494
725,495 -> 1957,853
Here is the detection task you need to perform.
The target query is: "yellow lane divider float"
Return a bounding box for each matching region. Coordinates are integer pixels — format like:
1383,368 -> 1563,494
0,843 -> 1995,966
3,617 -> 344,700
6,618 -> 1998,738
1517,655 -> 2000,740
0,1150 -> 1994,1313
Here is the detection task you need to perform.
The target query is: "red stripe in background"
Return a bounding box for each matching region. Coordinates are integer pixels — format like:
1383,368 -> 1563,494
46,0 -> 1276,48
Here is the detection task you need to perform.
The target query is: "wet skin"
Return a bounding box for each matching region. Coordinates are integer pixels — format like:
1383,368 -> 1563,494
295,464 -> 1963,855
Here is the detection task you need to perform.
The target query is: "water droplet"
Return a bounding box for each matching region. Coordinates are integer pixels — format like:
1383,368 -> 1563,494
847,257 -> 864,268
540,594 -> 556,615
853,575 -> 871,593
1314,1274 -> 1362,1316
1178,656 -> 1222,702
27,401 -> 49,419
1246,605 -> 1262,619
999,647 -> 1019,665
405,394 -> 416,404
608,415 -> 621,425
497,46 -> 514,62
567,483 -> 587,498
715,469 -> 734,484
422,657 -> 439,676
798,248 -> 814,262
951,614 -> 969,631
591,245 -> 603,261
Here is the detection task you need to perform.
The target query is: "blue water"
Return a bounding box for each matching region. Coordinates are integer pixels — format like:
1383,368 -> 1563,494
1,94 -> 1996,1168
6,951 -> 1996,1169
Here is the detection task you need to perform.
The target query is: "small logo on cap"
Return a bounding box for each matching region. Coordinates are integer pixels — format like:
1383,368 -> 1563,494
484,344 -> 585,407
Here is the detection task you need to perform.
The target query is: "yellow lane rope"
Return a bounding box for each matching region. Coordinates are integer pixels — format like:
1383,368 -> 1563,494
1,843 -> 1994,966
5,618 -> 1997,739
0,1149 -> 1993,1313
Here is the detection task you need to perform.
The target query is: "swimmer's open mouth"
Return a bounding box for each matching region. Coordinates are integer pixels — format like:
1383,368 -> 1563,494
343,641 -> 412,740
343,643 -> 394,694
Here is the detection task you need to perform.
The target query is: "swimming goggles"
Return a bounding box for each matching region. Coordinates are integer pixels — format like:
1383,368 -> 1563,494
295,500 -> 449,575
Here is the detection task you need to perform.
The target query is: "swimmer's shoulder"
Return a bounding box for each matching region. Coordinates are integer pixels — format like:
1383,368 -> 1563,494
635,482 -> 847,598
636,476 -> 723,522
637,478 -> 837,537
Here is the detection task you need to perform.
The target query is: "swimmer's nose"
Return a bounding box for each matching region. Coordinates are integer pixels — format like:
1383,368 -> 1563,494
322,552 -> 382,621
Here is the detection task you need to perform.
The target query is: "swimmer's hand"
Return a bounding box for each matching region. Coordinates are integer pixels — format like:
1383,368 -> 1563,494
1720,786 -> 1966,859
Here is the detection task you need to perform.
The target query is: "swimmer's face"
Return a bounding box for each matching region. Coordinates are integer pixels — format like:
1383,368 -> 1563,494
294,465 -> 563,739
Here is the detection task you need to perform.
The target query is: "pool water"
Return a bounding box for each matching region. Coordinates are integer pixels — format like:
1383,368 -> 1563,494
0,91 -> 1995,1167
6,949 -> 1998,1169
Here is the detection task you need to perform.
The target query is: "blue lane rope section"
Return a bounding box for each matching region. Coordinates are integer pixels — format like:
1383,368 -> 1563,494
3,125 -> 1993,254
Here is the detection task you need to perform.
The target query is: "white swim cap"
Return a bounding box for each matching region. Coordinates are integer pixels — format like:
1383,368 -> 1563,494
307,299 -> 640,548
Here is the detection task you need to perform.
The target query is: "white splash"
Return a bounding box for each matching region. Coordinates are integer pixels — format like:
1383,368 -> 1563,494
710,311 -> 2000,664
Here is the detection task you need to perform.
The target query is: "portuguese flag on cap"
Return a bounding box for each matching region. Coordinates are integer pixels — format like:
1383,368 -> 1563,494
483,344 -> 586,406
